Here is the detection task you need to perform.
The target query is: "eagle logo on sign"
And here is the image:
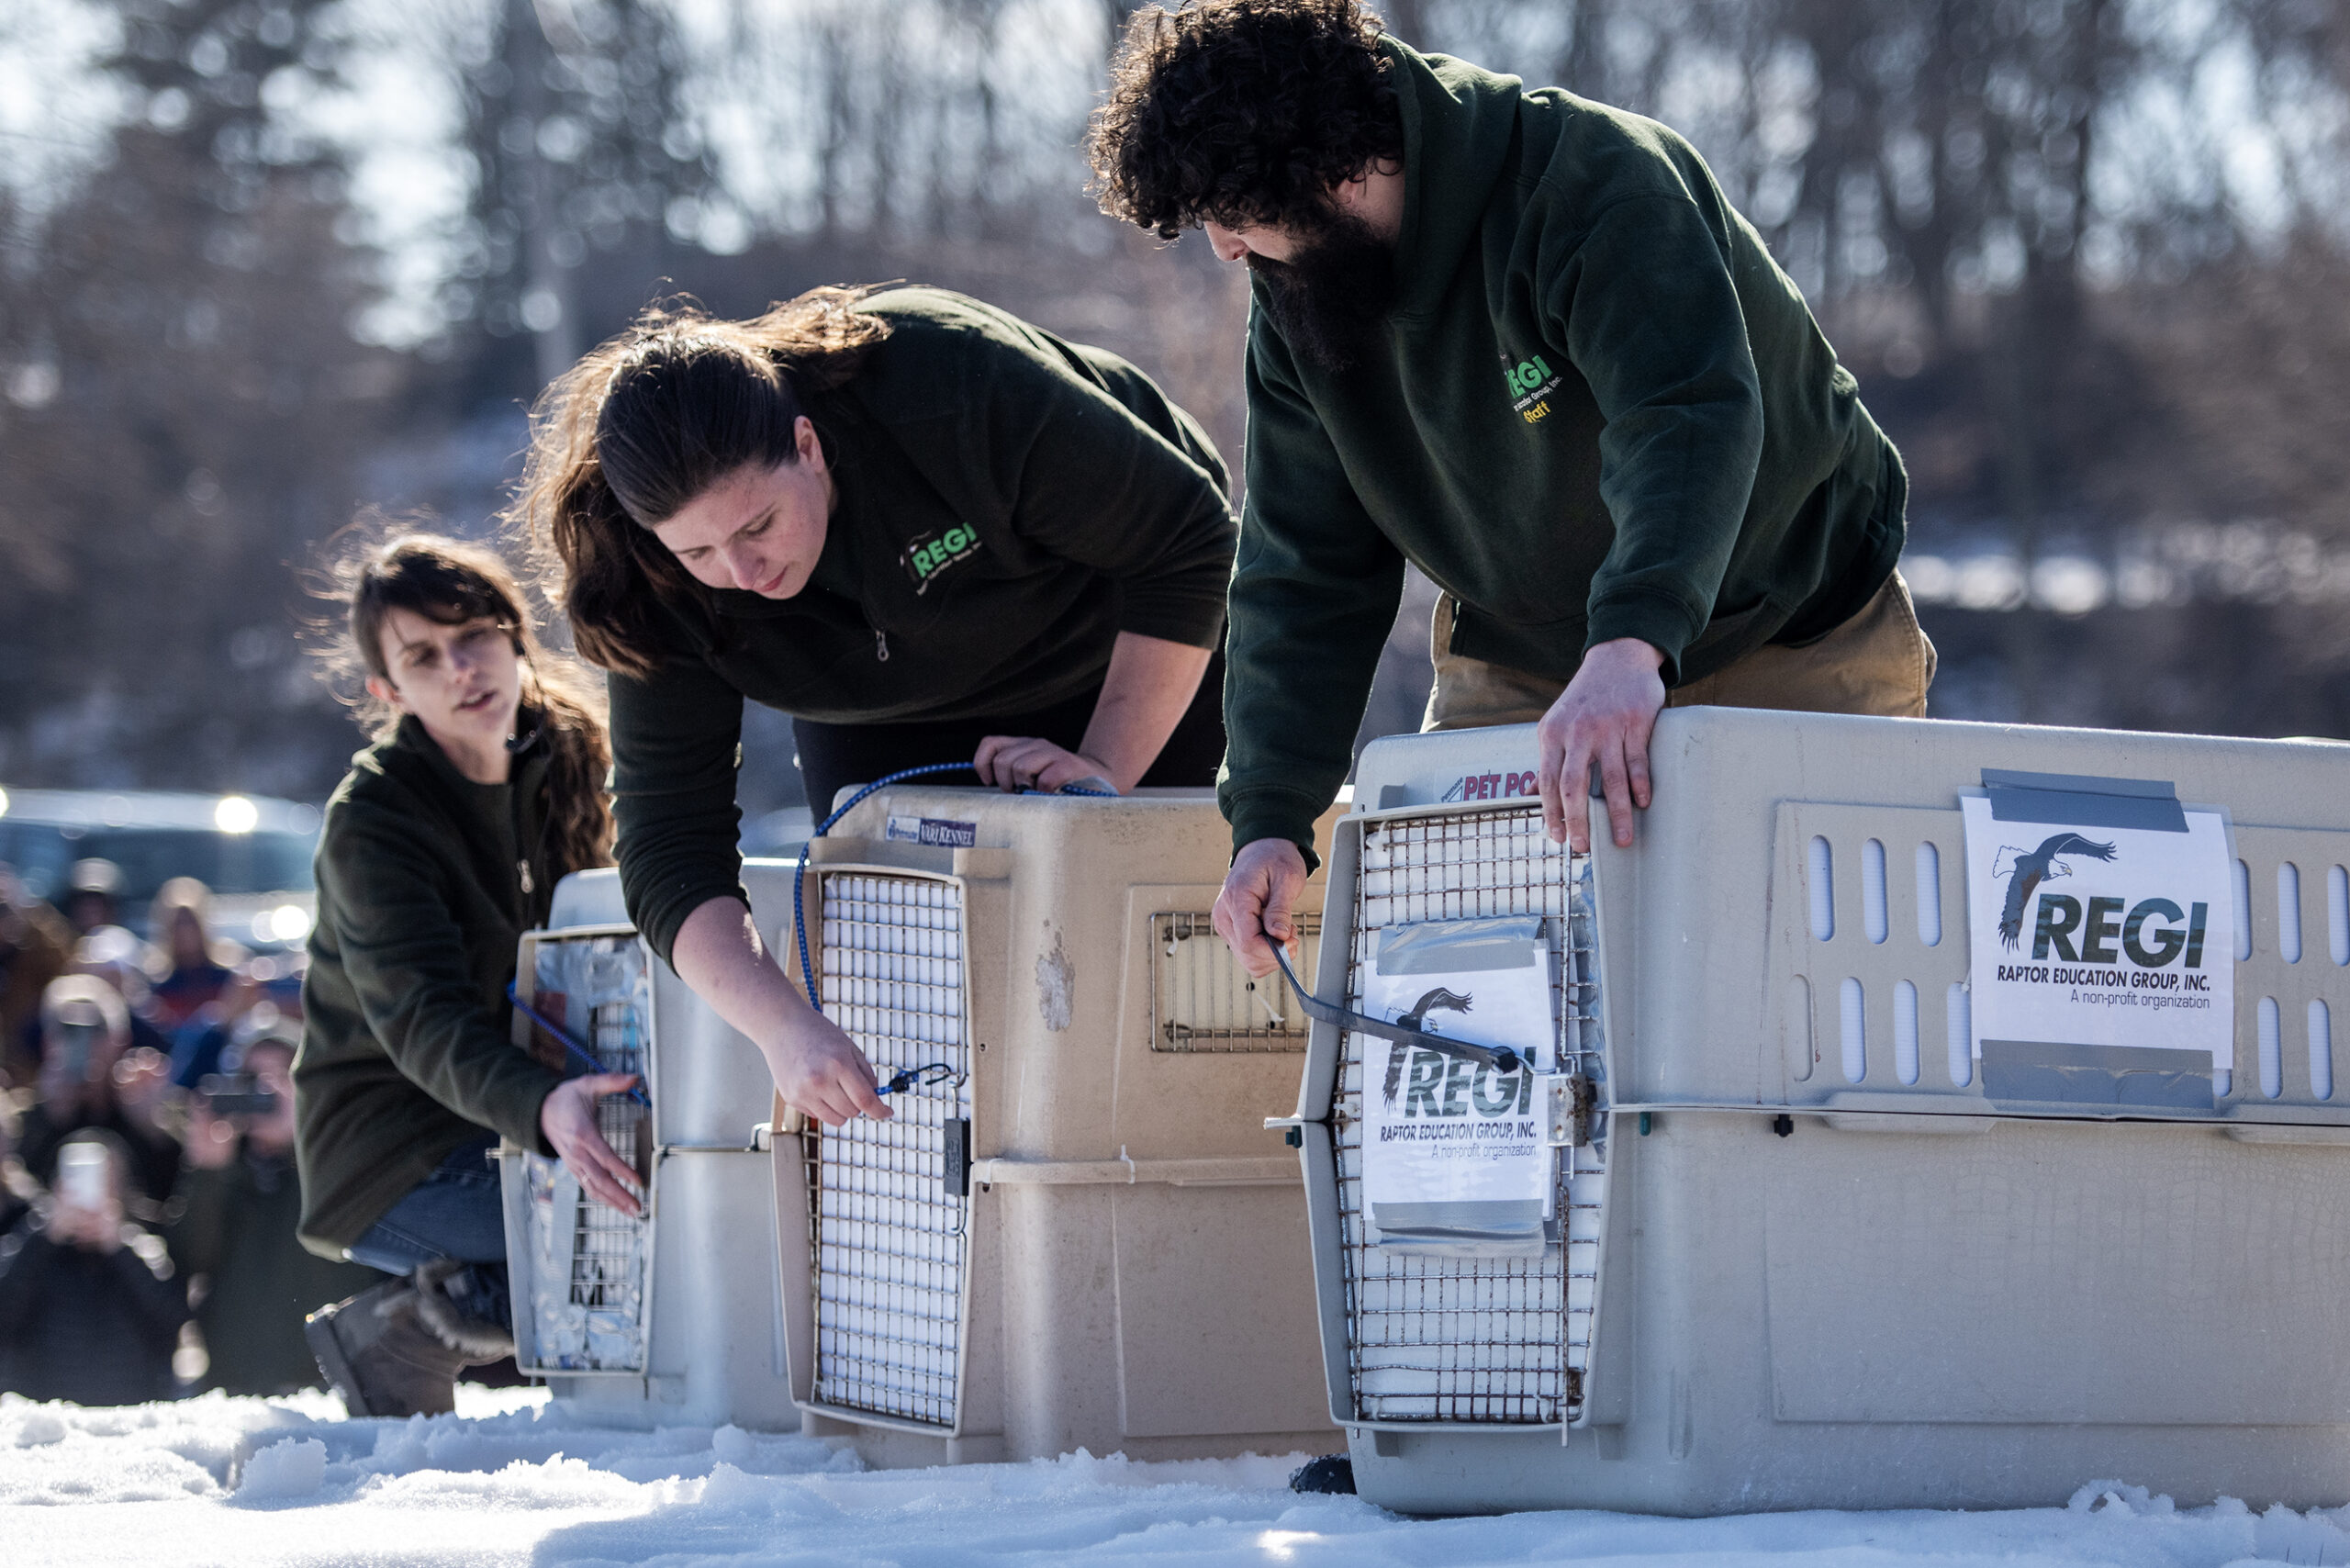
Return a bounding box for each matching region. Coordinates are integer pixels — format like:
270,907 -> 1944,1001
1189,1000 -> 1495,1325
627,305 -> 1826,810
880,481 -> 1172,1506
1379,987 -> 1474,1108
1992,832 -> 2119,949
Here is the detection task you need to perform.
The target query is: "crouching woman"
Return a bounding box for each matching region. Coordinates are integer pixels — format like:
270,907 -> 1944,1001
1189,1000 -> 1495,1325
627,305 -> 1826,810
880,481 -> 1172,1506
296,534 -> 640,1417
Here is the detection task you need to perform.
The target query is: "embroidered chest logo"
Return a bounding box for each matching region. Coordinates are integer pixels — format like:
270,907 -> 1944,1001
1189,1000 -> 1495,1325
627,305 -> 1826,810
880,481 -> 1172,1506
901,525 -> 983,593
1500,352 -> 1562,425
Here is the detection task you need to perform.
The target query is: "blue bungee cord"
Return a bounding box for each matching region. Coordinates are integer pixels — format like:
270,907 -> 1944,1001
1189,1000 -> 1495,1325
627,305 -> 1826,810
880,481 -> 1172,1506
791,761 -> 1113,1096
507,980 -> 654,1106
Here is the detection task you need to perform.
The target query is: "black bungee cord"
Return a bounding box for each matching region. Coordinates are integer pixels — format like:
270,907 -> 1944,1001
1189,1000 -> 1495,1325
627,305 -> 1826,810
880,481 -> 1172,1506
1267,937 -> 1527,1077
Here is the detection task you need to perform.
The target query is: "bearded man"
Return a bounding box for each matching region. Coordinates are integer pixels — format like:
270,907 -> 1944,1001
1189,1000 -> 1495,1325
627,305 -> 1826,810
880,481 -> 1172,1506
1087,0 -> 1934,974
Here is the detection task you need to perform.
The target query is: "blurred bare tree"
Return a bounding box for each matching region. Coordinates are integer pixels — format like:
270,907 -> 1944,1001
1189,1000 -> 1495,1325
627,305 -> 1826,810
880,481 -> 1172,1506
441,0 -> 716,398
0,0 -> 398,794
1378,0 -> 2350,735
3,0 -> 2347,801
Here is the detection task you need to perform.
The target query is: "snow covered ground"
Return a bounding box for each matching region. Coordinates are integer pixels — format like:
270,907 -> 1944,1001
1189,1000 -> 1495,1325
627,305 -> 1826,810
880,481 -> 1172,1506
7,1387 -> 2350,1567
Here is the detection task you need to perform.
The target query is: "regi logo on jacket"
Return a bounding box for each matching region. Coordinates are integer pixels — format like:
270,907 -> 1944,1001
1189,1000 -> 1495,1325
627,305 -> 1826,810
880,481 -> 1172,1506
901,525 -> 983,593
1500,351 -> 1562,424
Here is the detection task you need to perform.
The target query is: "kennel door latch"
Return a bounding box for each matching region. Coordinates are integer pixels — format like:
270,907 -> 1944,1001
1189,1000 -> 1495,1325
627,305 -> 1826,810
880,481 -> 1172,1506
1545,1073 -> 1595,1148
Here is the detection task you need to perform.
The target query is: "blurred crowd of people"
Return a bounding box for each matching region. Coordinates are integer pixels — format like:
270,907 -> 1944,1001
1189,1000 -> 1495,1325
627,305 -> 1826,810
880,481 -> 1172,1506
0,860 -> 381,1406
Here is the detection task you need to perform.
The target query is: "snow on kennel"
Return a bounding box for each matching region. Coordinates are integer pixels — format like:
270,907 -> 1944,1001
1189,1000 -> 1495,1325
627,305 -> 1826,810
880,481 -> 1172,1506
1282,706 -> 2350,1516
769,787 -> 1348,1466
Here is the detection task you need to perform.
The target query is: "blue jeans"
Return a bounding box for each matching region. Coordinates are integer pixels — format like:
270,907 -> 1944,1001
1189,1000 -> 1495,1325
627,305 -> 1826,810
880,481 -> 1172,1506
350,1133 -> 509,1327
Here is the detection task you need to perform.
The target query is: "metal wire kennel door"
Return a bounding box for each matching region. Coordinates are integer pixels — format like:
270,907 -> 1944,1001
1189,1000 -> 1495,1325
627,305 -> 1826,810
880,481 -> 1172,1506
572,992 -> 650,1316
1338,804 -> 1608,1426
808,870 -> 975,1428
507,927 -> 658,1375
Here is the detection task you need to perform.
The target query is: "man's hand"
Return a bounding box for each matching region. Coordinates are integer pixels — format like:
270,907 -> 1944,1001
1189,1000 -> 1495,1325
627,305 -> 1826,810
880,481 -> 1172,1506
214,969 -> 261,1023
50,1194 -> 123,1253
972,735 -> 1118,796
761,1011 -> 891,1129
111,1047 -> 174,1121
539,1074 -> 645,1216
38,1062 -> 84,1118
1214,837 -> 1310,979
1537,637 -> 1666,853
183,1103 -> 239,1170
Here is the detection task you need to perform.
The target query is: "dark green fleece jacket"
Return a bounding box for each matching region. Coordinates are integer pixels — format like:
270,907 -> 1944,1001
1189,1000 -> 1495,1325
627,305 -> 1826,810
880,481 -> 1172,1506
611,286 -> 1236,964
295,716 -> 563,1256
1220,41 -> 1905,858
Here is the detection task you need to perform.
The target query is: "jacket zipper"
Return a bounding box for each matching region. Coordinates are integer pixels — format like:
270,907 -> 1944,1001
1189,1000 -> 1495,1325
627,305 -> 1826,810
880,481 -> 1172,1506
873,629 -> 890,662
523,752 -> 557,913
508,737 -> 549,916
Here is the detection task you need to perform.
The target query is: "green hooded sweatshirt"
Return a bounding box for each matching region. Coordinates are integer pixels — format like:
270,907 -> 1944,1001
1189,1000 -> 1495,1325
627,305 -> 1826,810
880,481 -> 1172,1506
294,715 -> 564,1257
1219,41 -> 1905,859
609,286 -> 1235,965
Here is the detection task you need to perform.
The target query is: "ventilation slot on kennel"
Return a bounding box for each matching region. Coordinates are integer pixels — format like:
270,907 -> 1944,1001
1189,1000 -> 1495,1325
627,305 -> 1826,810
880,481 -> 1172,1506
1151,911 -> 1323,1052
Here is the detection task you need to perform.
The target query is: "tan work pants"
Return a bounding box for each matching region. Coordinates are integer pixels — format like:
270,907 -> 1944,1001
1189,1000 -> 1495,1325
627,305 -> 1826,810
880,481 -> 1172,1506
1423,571 -> 1937,732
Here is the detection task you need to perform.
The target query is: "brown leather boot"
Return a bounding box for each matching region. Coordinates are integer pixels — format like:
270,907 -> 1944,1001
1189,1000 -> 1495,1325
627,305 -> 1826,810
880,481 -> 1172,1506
304,1276 -> 467,1418
409,1259 -> 516,1363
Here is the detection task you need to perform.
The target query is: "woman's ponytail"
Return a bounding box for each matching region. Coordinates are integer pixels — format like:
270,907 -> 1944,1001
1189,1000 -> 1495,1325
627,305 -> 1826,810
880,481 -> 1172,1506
539,454 -> 702,680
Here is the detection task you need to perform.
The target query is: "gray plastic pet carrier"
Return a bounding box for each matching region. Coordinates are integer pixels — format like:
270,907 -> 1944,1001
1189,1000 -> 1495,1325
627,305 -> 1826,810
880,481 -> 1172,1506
498,863 -> 800,1430
1281,707 -> 2350,1514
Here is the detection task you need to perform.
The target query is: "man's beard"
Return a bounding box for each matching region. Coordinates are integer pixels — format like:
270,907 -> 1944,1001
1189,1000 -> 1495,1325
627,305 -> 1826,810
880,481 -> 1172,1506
1246,203 -> 1396,373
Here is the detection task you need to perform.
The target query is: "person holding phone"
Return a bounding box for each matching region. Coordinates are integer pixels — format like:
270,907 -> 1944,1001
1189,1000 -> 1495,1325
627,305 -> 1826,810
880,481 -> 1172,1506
520,285 -> 1237,1128
173,1027 -> 384,1395
294,532 -> 637,1417
18,975 -> 181,1208
0,1130 -> 187,1406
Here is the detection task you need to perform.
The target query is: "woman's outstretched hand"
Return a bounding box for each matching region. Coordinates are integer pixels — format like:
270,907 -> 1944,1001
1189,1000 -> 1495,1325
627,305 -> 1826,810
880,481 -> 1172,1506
764,1010 -> 891,1127
540,1073 -> 645,1215
668,895 -> 890,1134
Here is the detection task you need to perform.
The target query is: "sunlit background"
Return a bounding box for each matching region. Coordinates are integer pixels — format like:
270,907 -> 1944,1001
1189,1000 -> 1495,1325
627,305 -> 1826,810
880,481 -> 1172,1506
4,0 -> 2346,819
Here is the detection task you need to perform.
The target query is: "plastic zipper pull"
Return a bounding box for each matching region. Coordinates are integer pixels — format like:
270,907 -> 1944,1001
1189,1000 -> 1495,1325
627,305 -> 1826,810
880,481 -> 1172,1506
518,858 -> 534,896
874,629 -> 890,663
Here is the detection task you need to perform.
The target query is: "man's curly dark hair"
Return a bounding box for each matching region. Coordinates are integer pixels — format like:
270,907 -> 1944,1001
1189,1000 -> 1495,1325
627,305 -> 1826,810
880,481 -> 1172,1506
1088,0 -> 1405,240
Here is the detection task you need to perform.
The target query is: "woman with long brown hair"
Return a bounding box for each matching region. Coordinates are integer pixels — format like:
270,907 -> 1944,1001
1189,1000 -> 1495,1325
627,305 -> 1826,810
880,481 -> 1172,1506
293,532 -> 638,1417
520,285 -> 1237,1128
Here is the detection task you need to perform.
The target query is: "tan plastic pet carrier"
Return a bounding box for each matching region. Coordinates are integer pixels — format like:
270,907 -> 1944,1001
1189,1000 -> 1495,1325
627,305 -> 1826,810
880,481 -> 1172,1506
769,786 -> 1347,1465
499,864 -> 802,1430
1281,707 -> 2350,1515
